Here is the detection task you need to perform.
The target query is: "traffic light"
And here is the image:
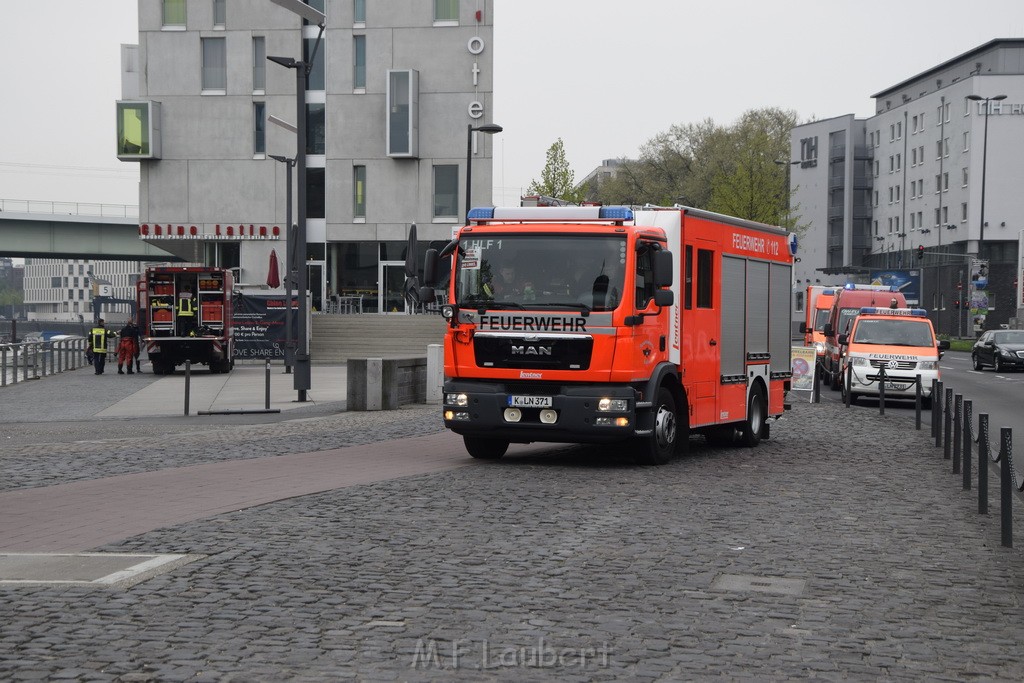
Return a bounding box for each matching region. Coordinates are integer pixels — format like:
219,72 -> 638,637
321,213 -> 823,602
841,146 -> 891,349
954,299 -> 960,309
917,245 -> 925,261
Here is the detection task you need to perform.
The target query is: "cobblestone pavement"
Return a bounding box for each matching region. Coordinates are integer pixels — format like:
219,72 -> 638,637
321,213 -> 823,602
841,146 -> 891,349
2,390 -> 1024,681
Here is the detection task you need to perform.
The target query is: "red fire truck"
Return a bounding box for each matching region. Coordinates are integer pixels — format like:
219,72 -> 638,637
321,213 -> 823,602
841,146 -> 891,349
136,265 -> 235,375
421,205 -> 794,464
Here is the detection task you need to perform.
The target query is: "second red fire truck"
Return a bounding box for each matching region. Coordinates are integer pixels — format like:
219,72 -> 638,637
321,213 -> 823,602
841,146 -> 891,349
422,205 -> 794,464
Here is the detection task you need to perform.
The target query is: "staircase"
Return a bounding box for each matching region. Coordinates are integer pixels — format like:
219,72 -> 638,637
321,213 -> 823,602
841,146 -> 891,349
309,314 -> 447,364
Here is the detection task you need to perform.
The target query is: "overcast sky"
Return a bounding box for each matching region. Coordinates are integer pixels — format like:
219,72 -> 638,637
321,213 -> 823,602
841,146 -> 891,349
2,1 -> 1023,210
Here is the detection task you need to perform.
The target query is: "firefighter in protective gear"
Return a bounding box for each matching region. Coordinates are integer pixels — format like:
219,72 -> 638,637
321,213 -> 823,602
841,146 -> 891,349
177,291 -> 197,335
117,318 -> 140,374
90,319 -> 116,375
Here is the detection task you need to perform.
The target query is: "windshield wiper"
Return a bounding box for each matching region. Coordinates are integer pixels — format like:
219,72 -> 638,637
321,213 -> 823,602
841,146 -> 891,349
525,302 -> 592,313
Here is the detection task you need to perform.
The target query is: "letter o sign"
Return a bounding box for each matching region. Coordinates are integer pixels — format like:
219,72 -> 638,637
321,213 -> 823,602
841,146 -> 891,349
467,37 -> 485,55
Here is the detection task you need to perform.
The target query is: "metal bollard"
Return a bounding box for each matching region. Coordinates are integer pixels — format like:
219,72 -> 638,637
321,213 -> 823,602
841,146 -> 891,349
914,375 -> 922,431
812,360 -> 820,404
999,427 -> 1013,548
844,363 -> 852,408
943,388 -> 953,460
962,400 -> 972,490
978,414 -> 989,515
878,365 -> 886,416
265,359 -> 271,410
932,379 -> 942,445
953,394 -> 962,473
1,347 -> 7,387
184,360 -> 191,416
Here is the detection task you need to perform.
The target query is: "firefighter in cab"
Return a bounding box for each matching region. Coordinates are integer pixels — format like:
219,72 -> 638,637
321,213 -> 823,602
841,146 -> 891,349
89,319 -> 117,375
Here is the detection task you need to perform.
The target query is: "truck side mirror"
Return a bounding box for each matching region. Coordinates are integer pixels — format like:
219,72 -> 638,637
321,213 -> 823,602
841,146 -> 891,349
652,250 -> 673,288
938,339 -> 950,350
799,322 -> 808,334
419,286 -> 436,305
823,323 -> 834,337
653,289 -> 674,307
423,248 -> 439,286
838,333 -> 849,345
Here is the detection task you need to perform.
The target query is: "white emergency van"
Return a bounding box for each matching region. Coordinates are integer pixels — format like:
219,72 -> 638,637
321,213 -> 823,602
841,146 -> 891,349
838,307 -> 950,406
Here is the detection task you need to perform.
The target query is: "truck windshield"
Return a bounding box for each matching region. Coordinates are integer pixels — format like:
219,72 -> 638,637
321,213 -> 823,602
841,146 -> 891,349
455,234 -> 626,311
852,319 -> 935,347
813,308 -> 830,331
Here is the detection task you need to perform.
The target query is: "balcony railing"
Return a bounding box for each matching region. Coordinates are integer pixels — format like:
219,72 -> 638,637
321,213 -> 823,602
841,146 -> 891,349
0,199 -> 139,219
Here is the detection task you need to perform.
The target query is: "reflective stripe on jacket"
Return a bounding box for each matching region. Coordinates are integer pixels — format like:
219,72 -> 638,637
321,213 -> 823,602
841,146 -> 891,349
90,328 -> 109,354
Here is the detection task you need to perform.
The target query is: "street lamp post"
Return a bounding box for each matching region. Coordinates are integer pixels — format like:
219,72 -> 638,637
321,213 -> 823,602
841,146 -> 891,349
966,93 -> 1006,258
269,153 -> 295,374
465,123 -> 503,223
774,159 -> 799,227
267,0 -> 326,402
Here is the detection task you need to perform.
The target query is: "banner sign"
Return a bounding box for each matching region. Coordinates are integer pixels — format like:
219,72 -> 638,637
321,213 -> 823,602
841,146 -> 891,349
232,294 -> 298,359
969,259 -> 989,334
868,269 -> 921,306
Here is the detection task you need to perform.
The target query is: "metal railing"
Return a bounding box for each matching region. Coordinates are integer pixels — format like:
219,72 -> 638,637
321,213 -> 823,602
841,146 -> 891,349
0,198 -> 139,219
932,379 -> 1022,548
1,337 -> 90,387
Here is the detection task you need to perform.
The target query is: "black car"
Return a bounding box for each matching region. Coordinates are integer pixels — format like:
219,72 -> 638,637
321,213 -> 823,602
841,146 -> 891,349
972,330 -> 1024,372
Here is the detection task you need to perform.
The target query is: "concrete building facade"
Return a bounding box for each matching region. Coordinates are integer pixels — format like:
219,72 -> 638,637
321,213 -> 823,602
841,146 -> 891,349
789,39 -> 1024,335
119,0 -> 495,313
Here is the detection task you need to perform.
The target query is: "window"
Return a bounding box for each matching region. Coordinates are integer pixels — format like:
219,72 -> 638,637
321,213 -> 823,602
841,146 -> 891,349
890,124 -> 895,142
910,213 -> 916,230
201,37 -> 226,92
888,217 -> 893,234
869,131 -> 874,147
961,202 -> 968,222
895,153 -> 901,171
162,0 -> 185,27
917,211 -> 923,229
889,155 -> 894,173
911,147 -> 917,166
873,190 -> 878,207
896,121 -> 902,139
306,103 -> 325,154
353,35 -> 366,89
696,249 -> 713,309
935,174 -> 941,193
433,165 -> 458,218
874,160 -> 879,177
963,131 -> 970,151
684,245 -> 693,310
387,69 -> 419,157
873,220 -> 878,235
888,187 -> 893,204
936,140 -> 942,160
875,130 -> 881,147
942,138 -> 949,157
253,102 -> 265,155
943,172 -> 949,191
353,165 -> 366,218
962,168 -> 968,187
213,0 -> 226,27
434,0 -> 459,23
942,206 -> 948,224
894,217 -> 900,233
895,185 -> 901,202
943,102 -> 951,122
354,0 -> 366,23
116,100 -> 161,159
635,245 -> 656,308
304,38 -> 325,90
252,37 -> 266,92
934,208 -> 941,226
912,115 -> 918,133
307,168 -> 325,219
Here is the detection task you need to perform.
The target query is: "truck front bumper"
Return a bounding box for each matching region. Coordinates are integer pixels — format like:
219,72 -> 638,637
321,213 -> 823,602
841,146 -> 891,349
442,379 -> 639,445
847,366 -> 938,399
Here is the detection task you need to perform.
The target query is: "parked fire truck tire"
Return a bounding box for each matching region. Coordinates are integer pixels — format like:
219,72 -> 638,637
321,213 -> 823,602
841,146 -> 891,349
464,436 -> 509,460
632,386 -> 678,466
739,385 -> 767,447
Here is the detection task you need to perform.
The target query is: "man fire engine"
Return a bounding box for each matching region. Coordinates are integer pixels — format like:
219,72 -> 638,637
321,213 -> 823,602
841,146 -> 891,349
421,205 -> 794,465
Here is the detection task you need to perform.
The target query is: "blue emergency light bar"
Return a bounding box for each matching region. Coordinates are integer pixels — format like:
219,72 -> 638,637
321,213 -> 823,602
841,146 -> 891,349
859,307 -> 928,317
467,206 -> 634,222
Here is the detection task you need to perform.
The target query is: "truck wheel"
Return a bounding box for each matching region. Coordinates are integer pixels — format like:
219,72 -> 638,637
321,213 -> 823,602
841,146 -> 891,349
463,436 -> 508,460
739,386 -> 766,447
633,387 -> 676,465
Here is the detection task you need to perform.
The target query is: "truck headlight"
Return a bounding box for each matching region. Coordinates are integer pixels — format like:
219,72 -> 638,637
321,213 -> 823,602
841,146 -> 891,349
598,398 -> 628,412
918,361 -> 938,370
851,357 -> 869,367
814,342 -> 825,356
445,393 -> 468,407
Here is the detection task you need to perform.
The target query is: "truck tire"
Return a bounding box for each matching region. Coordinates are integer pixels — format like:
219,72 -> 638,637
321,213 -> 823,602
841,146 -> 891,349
463,436 -> 508,460
633,387 -> 677,465
739,386 -> 766,447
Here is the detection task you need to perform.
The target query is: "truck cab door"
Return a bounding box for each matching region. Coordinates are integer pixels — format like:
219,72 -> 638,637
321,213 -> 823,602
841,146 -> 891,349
631,242 -> 669,373
684,241 -> 720,427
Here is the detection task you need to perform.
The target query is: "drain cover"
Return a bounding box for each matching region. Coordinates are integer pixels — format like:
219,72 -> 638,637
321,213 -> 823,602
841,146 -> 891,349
0,553 -> 201,588
710,573 -> 806,596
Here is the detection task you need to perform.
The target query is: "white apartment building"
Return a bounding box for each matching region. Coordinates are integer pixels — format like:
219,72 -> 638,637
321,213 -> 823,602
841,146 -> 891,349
789,39 -> 1024,334
117,0 -> 495,313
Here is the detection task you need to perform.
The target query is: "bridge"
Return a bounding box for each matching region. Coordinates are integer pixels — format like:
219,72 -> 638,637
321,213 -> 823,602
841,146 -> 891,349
0,199 -> 180,261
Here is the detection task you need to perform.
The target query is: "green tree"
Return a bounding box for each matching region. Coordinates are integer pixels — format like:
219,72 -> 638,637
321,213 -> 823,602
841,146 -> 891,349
527,138 -> 585,204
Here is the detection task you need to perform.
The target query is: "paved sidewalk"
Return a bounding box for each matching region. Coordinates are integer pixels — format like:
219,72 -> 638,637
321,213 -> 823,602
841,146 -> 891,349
2,369 -> 1024,680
